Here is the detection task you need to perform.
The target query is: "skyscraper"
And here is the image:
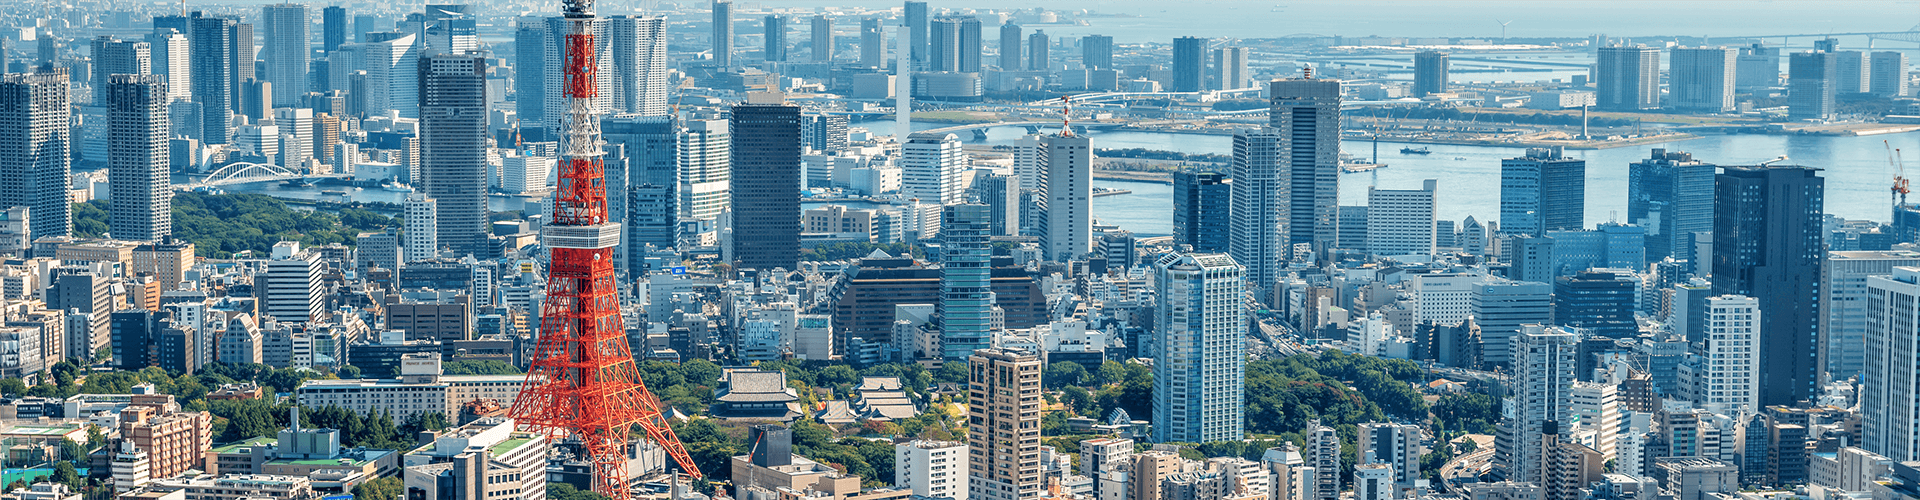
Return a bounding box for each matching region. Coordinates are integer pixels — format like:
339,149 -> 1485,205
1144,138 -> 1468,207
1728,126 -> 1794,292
1496,325 -> 1577,483
605,115 -> 678,262
1628,149 -> 1715,263
763,15 -> 787,63
189,13 -> 238,144
681,119 -> 731,221
940,204 -> 994,359
107,74 -> 170,242
1789,51 -> 1838,121
1669,47 -> 1737,112
1871,51 -> 1909,97
1152,252 -> 1246,444
967,348 -> 1042,500
1414,51 -> 1449,97
731,103 -> 802,270
607,15 -> 668,116
1270,76 -> 1341,260
262,4 -> 309,107
1470,280 -> 1553,368
1230,128 -> 1285,288
361,32 -> 420,119
811,16 -> 833,63
1862,266 -> 1920,461
1042,133 -> 1090,262
976,173 -> 1019,237
928,16 -> 981,73
1682,295 -> 1759,415
145,29 -> 190,103
1357,423 -> 1423,490
1552,270 -> 1639,338
91,37 -> 150,103
1172,37 -> 1205,92
998,24 -> 1021,71
418,54 -> 488,257
1027,31 -> 1049,71
1215,47 -> 1251,90
1365,179 -> 1438,257
1737,43 -> 1782,88
323,6 -> 347,53
1596,46 -> 1660,111
404,193 -> 437,262
1820,251 -> 1920,384
711,1 -> 733,67
902,132 -> 964,205
1500,147 -> 1585,237
0,67 -> 71,239
264,242 -> 324,323
1081,34 -> 1113,70
904,1 -> 929,69
860,18 -> 883,67
1305,421 -> 1340,500
514,20 -> 548,130
1173,171 -> 1230,253
1835,50 -> 1869,94
1713,165 -> 1823,408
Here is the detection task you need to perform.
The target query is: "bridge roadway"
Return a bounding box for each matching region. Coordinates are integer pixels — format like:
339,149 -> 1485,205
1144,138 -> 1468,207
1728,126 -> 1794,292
177,162 -> 352,189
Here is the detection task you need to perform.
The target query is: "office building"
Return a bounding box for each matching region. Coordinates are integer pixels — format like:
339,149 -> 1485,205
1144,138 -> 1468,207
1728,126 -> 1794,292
896,440 -> 968,500
417,54 -> 487,258
902,133 -> 965,205
263,242 -> 324,323
808,16 -> 833,63
0,68 -> 71,239
1496,326 -> 1577,483
1713,165 -> 1823,408
1836,50 -> 1870,94
1864,267 -> 1920,461
107,74 -> 171,242
1414,51 -> 1449,97
731,103 -> 802,270
904,1 -> 929,69
91,37 -> 151,104
1172,37 -> 1205,92
361,33 -> 420,119
763,15 -> 787,63
968,348 -> 1041,500
1670,47 -> 1737,112
1042,133 -> 1091,261
928,16 -> 981,73
1273,77 -> 1341,259
1500,147 -> 1585,237
144,29 -> 190,103
998,24 -> 1021,71
1082,35 -> 1113,70
603,115 -> 678,257
976,173 -> 1019,237
682,119 -> 732,222
402,417 -> 549,500
1737,44 -> 1782,88
404,194 -> 437,262
261,4 -> 308,106
1027,31 -> 1050,71
1870,51 -> 1908,97
940,205 -> 994,359
860,18 -> 884,67
1230,128 -> 1286,287
1366,179 -> 1438,256
1628,149 -> 1715,263
712,1 -> 733,67
190,14 -> 240,143
1471,280 -> 1553,368
1597,46 -> 1660,111
1153,253 -> 1246,444
1820,251 -> 1920,383
1174,171 -> 1231,253
607,15 -> 668,116
1553,271 -> 1640,338
239,79 -> 273,122
1789,51 -> 1838,121
1212,46 -> 1250,90
323,6 -> 346,53
1358,423 -> 1421,490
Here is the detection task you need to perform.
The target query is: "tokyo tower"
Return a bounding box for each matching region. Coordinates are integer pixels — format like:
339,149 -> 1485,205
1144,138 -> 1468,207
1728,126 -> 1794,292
507,0 -> 701,495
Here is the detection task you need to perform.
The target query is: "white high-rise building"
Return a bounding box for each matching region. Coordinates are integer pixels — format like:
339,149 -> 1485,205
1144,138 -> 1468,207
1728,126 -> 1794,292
106,75 -> 172,243
1568,381 -> 1620,461
1353,463 -> 1394,500
1669,47 -> 1738,113
333,143 -> 359,175
1304,421 -> 1340,500
1496,325 -> 1577,483
144,30 -> 191,102
1864,267 -> 1920,461
362,34 -> 420,119
1413,273 -> 1481,325
235,123 -> 280,163
1230,128 -> 1286,288
1823,251 -> 1920,384
1012,134 -> 1046,235
501,153 -> 554,195
1870,51 -> 1909,97
894,440 -> 968,500
607,15 -> 669,116
1152,252 -> 1246,444
1365,179 -> 1437,257
680,119 -> 731,221
1356,423 -> 1421,490
261,4 -> 309,107
404,194 -> 438,262
263,242 -> 323,323
902,132 -> 965,205
1042,134 -> 1090,261
1680,295 -> 1759,416
272,107 -> 312,169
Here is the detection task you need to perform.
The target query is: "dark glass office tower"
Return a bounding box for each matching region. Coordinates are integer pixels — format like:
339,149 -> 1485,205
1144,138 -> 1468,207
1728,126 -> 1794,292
763,15 -> 786,62
730,104 -> 802,270
418,54 -> 489,257
1172,36 -> 1205,92
1174,171 -> 1231,252
323,6 -> 347,53
904,1 -> 928,69
1712,165 -> 1824,407
1628,149 -> 1715,264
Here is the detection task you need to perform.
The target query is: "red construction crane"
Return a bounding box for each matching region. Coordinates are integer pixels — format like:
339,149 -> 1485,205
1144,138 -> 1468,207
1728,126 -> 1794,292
1888,140 -> 1910,211
508,0 -> 701,496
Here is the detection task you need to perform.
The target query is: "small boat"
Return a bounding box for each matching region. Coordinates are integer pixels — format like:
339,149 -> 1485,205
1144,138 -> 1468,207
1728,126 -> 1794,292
282,178 -> 314,187
383,182 -> 416,193
1454,157 -> 1468,161
1400,147 -> 1432,155
321,190 -> 347,196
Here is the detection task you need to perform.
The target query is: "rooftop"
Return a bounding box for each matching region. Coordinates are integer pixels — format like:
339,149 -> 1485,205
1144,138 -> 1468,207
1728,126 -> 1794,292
210,437 -> 279,454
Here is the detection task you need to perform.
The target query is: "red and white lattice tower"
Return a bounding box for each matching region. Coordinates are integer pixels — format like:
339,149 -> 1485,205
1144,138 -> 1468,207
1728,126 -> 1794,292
508,0 -> 702,497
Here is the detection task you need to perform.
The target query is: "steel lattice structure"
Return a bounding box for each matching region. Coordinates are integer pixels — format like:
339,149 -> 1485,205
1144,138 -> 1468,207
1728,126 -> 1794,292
508,0 -> 701,496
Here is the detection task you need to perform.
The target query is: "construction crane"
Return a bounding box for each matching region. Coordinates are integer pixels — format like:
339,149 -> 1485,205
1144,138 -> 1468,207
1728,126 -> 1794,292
508,0 -> 701,496
1889,140 -> 1912,211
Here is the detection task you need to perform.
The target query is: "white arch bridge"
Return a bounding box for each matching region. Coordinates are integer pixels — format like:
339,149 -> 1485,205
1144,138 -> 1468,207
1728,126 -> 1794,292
178,162 -> 350,189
